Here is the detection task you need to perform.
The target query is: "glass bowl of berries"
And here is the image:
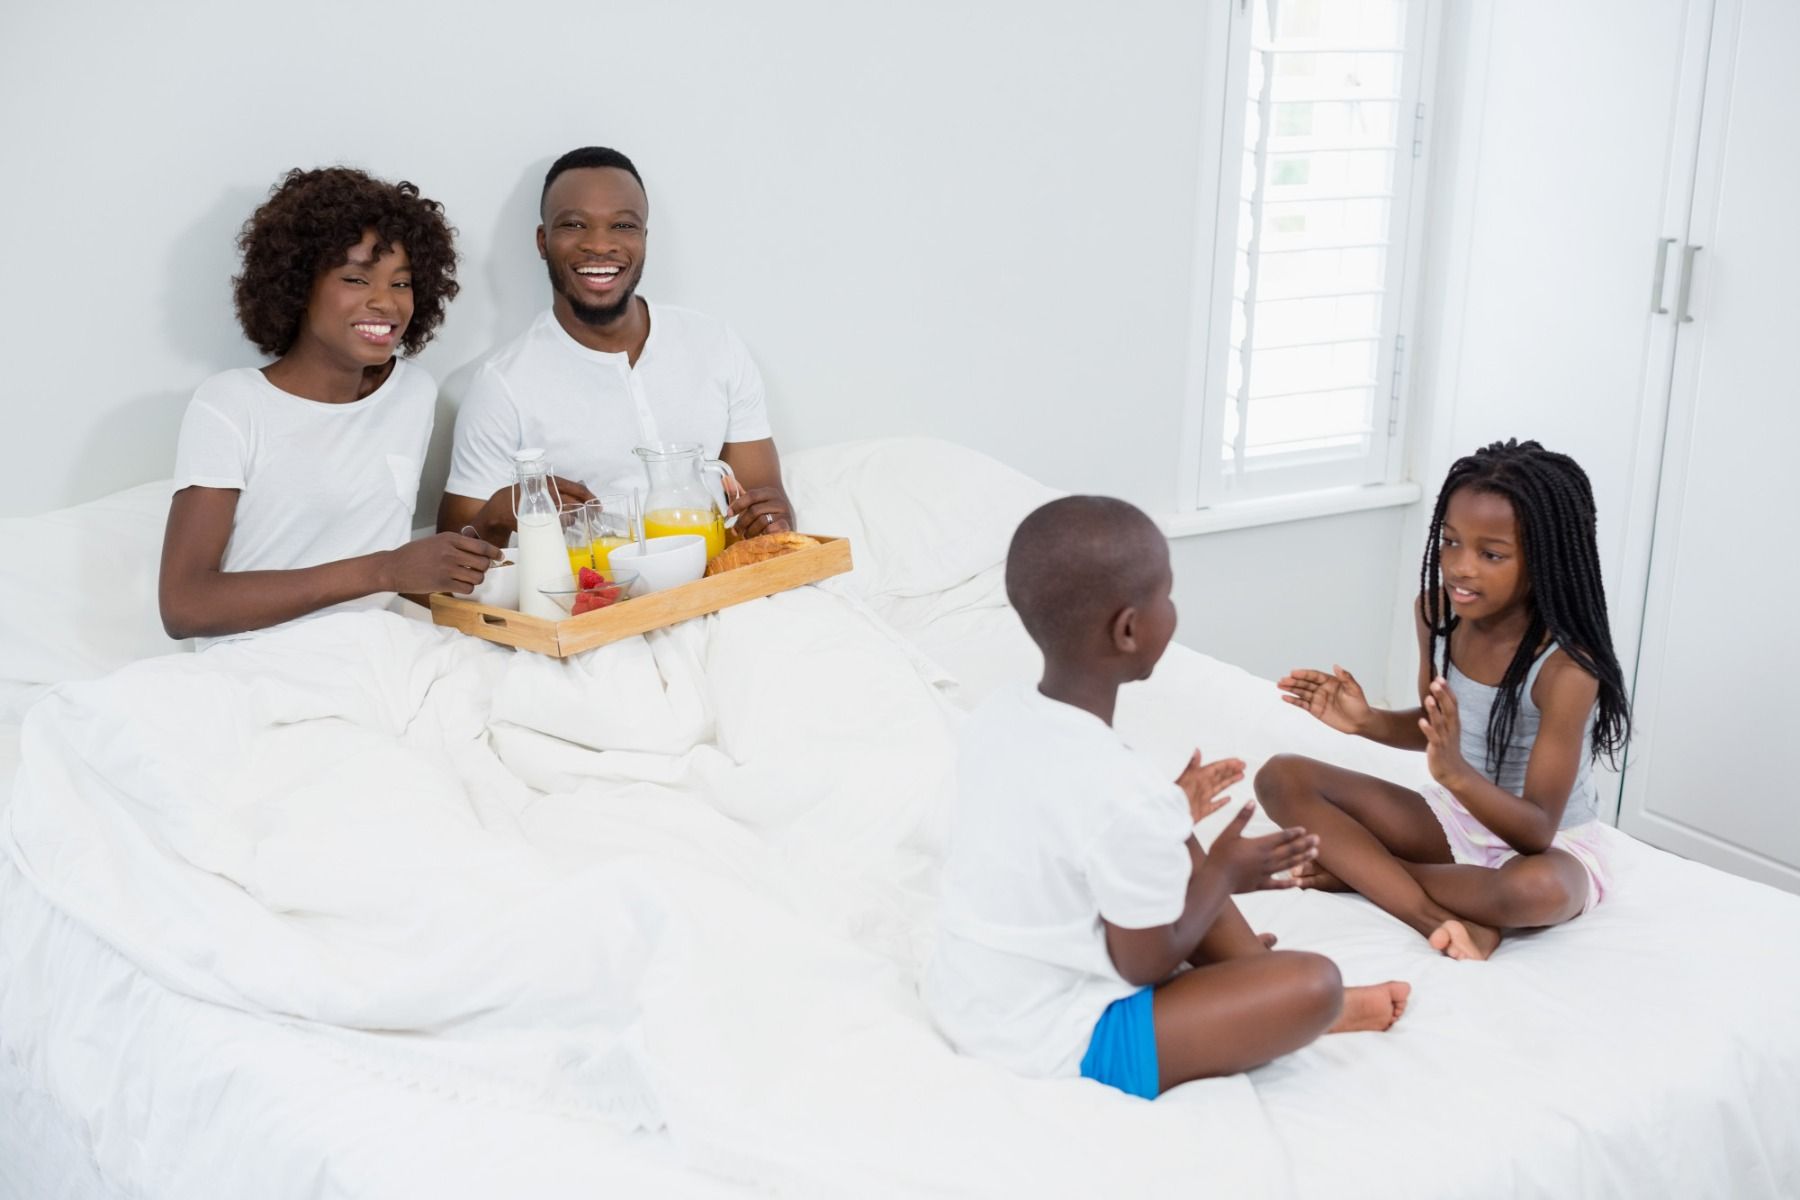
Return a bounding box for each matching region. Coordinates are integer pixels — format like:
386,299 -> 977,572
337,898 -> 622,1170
539,565 -> 645,617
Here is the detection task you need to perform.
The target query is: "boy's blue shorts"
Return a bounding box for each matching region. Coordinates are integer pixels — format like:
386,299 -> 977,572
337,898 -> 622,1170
1079,986 -> 1159,1099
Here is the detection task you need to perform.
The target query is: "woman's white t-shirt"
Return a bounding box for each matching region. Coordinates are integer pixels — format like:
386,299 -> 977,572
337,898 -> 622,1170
924,685 -> 1195,1079
171,360 -> 435,635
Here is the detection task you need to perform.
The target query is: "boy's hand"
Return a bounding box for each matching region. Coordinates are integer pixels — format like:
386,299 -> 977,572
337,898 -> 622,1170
1207,803 -> 1320,893
1278,665 -> 1372,735
1420,677 -> 1472,786
1174,751 -> 1245,823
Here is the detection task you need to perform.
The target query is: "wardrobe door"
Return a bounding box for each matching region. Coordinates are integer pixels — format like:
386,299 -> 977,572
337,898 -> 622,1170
1387,0 -> 1707,715
1619,0 -> 1800,892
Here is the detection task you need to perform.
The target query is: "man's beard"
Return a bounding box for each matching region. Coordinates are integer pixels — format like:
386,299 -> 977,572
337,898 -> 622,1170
549,260 -> 638,327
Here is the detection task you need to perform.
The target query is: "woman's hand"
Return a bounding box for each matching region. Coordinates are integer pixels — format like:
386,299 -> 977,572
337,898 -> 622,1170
1419,677 -> 1473,786
1174,750 -> 1245,823
381,532 -> 501,595
1278,665 -> 1373,735
1206,803 -> 1319,893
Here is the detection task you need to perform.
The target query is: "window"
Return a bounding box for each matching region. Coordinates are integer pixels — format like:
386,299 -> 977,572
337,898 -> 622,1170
1184,0 -> 1437,508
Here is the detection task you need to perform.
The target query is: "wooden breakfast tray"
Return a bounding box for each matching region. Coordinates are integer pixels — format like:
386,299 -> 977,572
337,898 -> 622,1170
430,534 -> 853,657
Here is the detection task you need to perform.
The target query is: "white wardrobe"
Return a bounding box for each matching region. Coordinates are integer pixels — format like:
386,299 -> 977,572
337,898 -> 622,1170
1397,0 -> 1799,892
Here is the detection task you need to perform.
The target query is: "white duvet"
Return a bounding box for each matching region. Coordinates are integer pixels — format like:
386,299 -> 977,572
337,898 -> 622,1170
2,439 -> 1798,1199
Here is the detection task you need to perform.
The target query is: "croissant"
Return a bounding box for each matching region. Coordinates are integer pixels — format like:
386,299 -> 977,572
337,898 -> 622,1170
705,531 -> 819,576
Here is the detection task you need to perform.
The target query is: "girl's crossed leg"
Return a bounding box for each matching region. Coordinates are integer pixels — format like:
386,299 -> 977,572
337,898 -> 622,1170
1252,754 -> 1587,960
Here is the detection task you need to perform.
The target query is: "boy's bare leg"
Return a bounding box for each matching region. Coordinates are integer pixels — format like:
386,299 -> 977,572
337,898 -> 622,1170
1152,952 -> 1344,1088
1186,896 -> 1273,965
1403,850 -> 1588,931
1256,755 -> 1501,960
1185,896 -> 1410,1034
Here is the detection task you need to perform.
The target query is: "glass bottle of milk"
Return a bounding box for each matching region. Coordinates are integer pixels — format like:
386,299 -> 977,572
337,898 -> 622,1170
512,448 -> 569,620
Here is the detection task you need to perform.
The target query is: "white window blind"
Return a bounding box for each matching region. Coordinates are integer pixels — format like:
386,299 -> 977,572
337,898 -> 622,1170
1190,0 -> 1434,506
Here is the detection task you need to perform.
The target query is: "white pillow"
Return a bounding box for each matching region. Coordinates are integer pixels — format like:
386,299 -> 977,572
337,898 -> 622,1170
782,438 -> 1060,599
0,480 -> 192,684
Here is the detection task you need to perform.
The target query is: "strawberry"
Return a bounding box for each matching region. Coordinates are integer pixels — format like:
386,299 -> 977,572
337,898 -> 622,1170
577,566 -> 604,590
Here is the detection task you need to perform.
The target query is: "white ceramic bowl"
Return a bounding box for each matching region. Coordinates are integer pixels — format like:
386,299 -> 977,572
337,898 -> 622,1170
467,560 -> 519,609
606,534 -> 707,593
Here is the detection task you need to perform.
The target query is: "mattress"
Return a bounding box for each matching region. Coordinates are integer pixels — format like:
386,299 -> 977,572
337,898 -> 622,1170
2,580 -> 1797,1198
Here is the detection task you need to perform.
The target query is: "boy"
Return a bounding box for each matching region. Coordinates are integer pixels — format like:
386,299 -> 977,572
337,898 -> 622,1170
924,496 -> 1409,1098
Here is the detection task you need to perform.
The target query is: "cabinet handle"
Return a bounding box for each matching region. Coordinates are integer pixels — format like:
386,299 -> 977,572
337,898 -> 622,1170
1676,244 -> 1703,323
1650,236 -> 1676,314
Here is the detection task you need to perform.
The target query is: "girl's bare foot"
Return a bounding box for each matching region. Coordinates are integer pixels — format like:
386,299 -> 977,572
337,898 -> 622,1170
1428,919 -> 1501,961
1328,981 -> 1411,1033
1289,860 -> 1350,892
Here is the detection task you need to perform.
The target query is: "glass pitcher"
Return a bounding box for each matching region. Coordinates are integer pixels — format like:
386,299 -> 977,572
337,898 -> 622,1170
633,442 -> 734,561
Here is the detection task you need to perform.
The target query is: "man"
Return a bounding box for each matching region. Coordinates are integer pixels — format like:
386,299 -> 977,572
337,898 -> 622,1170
438,146 -> 794,543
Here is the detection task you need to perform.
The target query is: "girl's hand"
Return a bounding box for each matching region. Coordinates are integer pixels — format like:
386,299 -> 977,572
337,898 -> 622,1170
1207,803 -> 1320,893
1278,665 -> 1372,735
1174,751 -> 1245,823
1419,677 -> 1472,786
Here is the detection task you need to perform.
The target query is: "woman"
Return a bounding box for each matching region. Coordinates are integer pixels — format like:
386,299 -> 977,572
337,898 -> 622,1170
160,167 -> 497,641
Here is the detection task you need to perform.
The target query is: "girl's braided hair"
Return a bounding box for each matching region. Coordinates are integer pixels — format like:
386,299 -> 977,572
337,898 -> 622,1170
1419,439 -> 1631,772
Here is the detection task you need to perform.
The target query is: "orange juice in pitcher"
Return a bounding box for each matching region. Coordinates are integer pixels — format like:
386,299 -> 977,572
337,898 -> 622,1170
634,442 -> 735,563
641,509 -> 726,560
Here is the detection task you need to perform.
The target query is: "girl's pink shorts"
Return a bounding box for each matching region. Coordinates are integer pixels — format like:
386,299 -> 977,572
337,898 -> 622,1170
1419,783 -> 1611,916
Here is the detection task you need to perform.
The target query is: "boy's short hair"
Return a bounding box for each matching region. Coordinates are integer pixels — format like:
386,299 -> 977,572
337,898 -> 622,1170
1005,496 -> 1168,655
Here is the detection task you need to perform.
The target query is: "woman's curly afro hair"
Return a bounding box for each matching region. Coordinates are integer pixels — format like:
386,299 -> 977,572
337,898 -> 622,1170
233,166 -> 459,358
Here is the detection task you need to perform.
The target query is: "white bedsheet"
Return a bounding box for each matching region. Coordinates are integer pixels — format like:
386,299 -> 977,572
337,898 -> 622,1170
2,445 -> 1797,1199
882,566 -> 1800,1199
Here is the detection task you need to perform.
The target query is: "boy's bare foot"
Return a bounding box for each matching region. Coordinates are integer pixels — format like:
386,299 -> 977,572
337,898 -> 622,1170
1289,860 -> 1349,891
1328,981 -> 1411,1033
1428,919 -> 1501,961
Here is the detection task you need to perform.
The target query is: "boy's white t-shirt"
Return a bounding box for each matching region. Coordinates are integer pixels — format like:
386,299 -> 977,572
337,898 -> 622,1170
170,360 -> 435,637
924,685 -> 1195,1079
444,302 -> 772,501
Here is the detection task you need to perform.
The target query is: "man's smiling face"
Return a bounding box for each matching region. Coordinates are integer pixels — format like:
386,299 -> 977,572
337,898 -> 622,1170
537,166 -> 649,327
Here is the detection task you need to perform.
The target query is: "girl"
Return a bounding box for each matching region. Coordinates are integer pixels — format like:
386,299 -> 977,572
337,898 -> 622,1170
160,167 -> 499,641
1255,440 -> 1631,960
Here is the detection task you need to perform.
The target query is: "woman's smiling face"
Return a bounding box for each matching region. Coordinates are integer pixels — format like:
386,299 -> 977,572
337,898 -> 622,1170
295,229 -> 413,370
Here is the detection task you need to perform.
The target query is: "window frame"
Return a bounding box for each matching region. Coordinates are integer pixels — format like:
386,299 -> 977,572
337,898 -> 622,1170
1177,0 -> 1442,514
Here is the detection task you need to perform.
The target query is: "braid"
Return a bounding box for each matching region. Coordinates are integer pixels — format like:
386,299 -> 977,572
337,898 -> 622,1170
1417,440 -> 1633,772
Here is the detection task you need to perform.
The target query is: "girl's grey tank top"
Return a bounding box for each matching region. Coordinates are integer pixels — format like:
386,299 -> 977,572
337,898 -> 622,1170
1436,636 -> 1599,830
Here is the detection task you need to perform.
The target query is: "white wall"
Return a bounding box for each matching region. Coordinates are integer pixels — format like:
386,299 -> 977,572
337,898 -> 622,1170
0,0 -> 1405,680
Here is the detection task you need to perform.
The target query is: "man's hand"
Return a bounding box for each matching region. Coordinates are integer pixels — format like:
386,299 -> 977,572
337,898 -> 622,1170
381,532 -> 502,595
1174,750 -> 1245,823
1278,665 -> 1373,736
1419,677 -> 1472,787
1205,803 -> 1320,894
726,476 -> 794,537
469,477 -> 594,545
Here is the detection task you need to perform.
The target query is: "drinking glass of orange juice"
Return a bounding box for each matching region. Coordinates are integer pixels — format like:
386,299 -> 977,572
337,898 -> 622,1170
583,493 -> 639,580
560,500 -> 593,582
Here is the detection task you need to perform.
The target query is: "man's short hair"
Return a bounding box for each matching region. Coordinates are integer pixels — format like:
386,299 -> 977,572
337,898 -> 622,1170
540,147 -> 645,214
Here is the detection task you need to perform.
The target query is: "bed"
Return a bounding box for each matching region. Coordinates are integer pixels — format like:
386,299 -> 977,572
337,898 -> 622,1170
1,438 -> 1796,1200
